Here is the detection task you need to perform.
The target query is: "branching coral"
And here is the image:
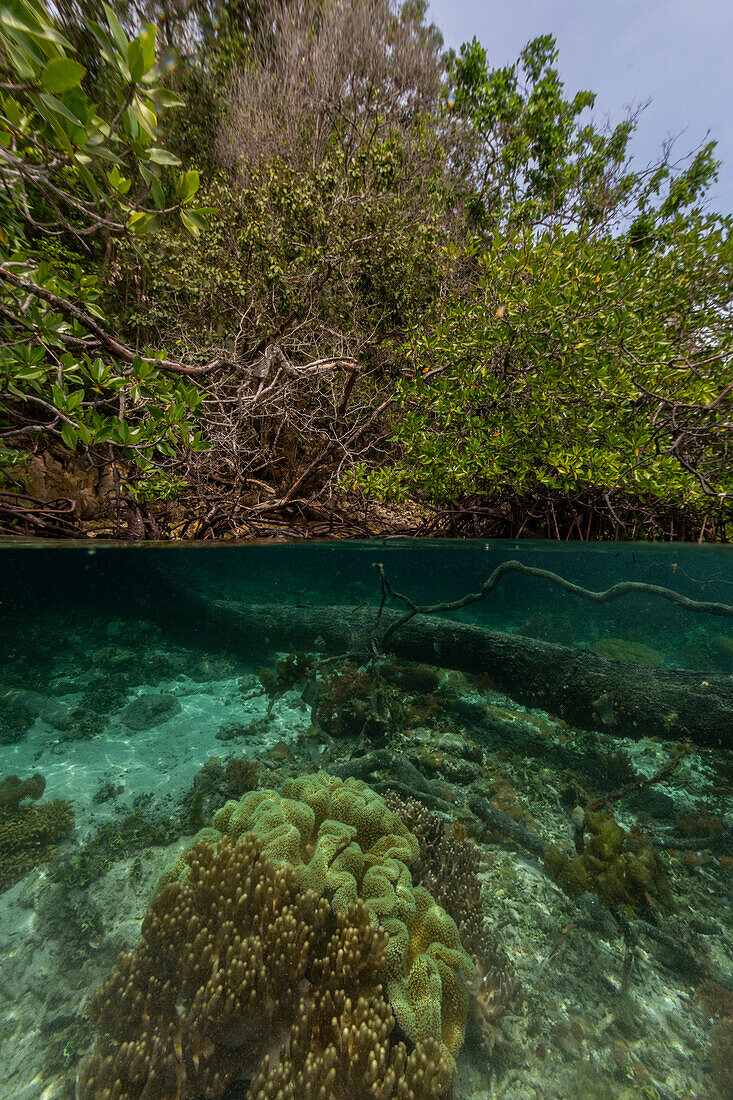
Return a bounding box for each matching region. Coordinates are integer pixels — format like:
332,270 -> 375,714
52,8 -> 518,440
383,792 -> 484,955
77,833 -> 451,1100
250,906 -> 451,1100
0,771 -> 73,889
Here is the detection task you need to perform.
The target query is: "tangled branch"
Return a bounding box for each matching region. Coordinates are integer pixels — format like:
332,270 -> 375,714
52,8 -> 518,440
375,559 -> 733,647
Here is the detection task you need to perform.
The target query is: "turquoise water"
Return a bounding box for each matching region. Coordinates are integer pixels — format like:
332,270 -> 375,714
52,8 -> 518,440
0,540 -> 731,1099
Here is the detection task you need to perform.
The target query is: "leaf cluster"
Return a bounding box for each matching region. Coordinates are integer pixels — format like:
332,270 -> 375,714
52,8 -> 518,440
1,0 -> 731,537
0,0 -> 211,493
355,214 -> 733,512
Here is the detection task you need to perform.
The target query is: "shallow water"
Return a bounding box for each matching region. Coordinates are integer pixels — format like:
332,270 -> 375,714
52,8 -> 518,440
0,540 -> 731,1099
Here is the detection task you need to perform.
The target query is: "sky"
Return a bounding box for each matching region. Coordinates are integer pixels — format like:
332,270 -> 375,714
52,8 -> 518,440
427,0 -> 733,215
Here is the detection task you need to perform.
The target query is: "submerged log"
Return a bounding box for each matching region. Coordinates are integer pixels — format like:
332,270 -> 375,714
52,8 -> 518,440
150,581 -> 732,748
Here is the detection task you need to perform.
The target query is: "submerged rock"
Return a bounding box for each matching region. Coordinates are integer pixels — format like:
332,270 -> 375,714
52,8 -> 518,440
118,692 -> 182,732
6,688 -> 71,731
216,719 -> 254,741
591,637 -> 664,666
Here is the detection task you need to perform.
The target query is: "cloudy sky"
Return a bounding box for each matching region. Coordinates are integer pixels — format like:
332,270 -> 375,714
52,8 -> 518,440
427,0 -> 733,214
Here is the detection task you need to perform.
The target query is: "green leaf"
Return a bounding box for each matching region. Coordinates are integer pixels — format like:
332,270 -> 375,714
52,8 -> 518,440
127,38 -> 145,83
2,3 -> 70,48
130,96 -> 157,137
153,89 -> 185,109
176,169 -> 199,204
103,3 -> 129,55
128,211 -> 153,232
6,24 -> 48,66
148,148 -> 181,166
180,210 -> 206,236
1,38 -> 38,79
150,177 -> 165,210
1,6 -> 44,35
60,423 -> 78,449
36,91 -> 84,127
41,57 -> 86,93
109,165 -> 131,194
85,143 -> 119,162
138,161 -> 155,185
112,418 -> 131,444
1,94 -> 21,128
138,24 -> 156,72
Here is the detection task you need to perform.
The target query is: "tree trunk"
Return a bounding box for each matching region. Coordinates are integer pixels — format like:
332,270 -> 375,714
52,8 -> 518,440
151,583 -> 732,748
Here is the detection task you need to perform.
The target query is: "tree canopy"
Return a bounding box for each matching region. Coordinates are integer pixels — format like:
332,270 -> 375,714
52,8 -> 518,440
1,0 -> 731,539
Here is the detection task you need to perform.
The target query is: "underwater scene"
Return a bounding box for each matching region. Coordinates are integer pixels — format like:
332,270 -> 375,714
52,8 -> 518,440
0,540 -> 732,1100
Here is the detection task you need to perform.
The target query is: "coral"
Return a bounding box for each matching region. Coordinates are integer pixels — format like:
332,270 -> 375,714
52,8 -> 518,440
544,809 -> 673,911
384,793 -> 520,1053
213,772 -> 419,920
249,909 -> 451,1100
383,791 -> 484,955
224,755 -> 258,793
0,772 -> 73,890
0,771 -> 45,812
469,949 -> 521,1054
315,660 -> 403,738
259,652 -> 316,699
210,773 -> 473,1064
77,834 -> 451,1100
384,885 -> 474,1058
251,995 -> 449,1100
591,637 -> 663,666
